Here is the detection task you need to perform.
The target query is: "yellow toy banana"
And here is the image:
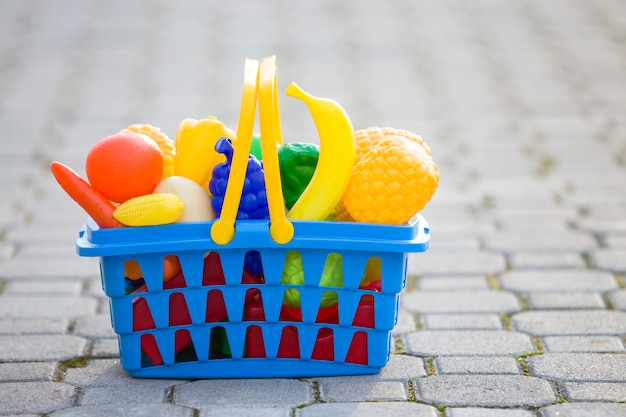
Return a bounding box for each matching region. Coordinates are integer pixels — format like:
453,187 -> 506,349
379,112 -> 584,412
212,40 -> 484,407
285,82 -> 356,220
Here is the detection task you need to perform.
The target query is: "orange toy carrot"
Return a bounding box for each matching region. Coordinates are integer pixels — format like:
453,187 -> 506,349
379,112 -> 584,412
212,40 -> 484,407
50,161 -> 125,228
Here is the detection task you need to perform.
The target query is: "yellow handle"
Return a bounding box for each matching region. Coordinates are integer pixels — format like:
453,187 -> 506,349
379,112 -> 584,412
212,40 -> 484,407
258,56 -> 294,244
210,58 -> 260,245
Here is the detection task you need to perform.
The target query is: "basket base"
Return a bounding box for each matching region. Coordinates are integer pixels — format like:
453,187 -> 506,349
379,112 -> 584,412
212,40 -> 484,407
124,357 -> 383,379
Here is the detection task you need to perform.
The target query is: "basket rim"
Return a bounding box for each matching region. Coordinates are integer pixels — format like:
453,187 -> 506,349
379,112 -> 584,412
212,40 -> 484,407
76,215 -> 430,257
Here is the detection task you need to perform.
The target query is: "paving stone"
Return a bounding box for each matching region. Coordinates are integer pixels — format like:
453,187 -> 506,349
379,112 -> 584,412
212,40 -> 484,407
418,276 -> 490,290
91,337 -> 120,358
422,314 -> 503,330
402,290 -> 521,313
415,375 -> 557,407
508,252 -> 586,269
63,359 -> 181,389
378,354 -> 427,379
434,356 -> 522,375
0,256 -> 100,279
0,318 -> 68,334
174,379 -> 312,407
561,381 -> 626,402
541,336 -> 625,353
609,289 -> 626,310
0,295 -> 98,318
408,252 -> 507,275
0,381 -> 75,414
528,353 -> 626,382
540,402 -> 626,417
317,378 -> 407,401
297,402 -> 439,417
605,234 -> 626,248
49,404 -> 195,417
200,407 -> 292,417
73,314 -> 117,338
525,292 -> 605,309
0,335 -> 87,361
591,248 -> 626,272
512,310 -> 626,335
499,270 -> 618,292
0,361 -> 57,382
484,231 -> 597,252
445,408 -> 536,417
404,330 -> 535,356
79,384 -> 170,405
4,279 -> 83,295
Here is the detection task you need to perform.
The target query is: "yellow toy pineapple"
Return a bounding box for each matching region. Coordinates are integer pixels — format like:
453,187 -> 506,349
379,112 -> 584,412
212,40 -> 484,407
341,133 -> 439,224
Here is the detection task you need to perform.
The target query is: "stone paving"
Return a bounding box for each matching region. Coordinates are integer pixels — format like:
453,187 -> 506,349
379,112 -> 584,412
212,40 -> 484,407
1,0 -> 625,415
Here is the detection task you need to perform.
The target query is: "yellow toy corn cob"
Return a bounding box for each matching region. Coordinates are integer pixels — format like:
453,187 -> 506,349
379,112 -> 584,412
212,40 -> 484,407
113,193 -> 184,226
122,124 -> 176,180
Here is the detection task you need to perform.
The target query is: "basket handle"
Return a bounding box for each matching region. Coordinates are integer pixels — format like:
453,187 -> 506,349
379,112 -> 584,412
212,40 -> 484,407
210,56 -> 294,245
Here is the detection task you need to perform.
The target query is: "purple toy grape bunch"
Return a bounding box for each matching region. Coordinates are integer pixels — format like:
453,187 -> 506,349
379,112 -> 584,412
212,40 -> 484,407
209,137 -> 269,220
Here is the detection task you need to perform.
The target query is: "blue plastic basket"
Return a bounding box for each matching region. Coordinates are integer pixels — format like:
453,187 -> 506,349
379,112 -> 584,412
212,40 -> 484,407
76,215 -> 430,379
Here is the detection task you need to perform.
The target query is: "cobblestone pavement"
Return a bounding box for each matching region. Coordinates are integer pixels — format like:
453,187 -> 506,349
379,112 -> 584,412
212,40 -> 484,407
1,0 -> 625,416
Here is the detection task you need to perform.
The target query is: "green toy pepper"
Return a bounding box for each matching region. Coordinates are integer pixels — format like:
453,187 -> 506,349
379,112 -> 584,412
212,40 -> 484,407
277,142 -> 320,210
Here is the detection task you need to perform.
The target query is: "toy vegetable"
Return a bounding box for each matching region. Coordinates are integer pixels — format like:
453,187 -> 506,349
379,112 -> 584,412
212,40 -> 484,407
278,142 -> 320,210
174,116 -> 235,193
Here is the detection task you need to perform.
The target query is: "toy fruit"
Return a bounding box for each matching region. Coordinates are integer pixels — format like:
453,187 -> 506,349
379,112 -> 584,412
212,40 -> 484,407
341,135 -> 439,224
281,251 -> 343,308
284,82 -> 355,221
113,193 -> 185,226
153,176 -> 215,223
209,138 -> 269,220
278,142 -> 320,210
174,116 -> 236,194
122,124 -> 176,180
86,132 -> 164,204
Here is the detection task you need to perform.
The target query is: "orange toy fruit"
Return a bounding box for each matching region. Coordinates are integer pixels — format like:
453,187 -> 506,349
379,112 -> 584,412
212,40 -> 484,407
86,132 -> 164,203
121,124 -> 175,181
341,135 -> 439,224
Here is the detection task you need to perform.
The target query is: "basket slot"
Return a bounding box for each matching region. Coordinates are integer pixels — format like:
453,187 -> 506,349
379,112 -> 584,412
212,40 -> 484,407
243,250 -> 264,276
139,333 -> 163,366
132,297 -> 155,332
174,329 -> 196,363
202,252 -> 226,286
358,256 -> 382,290
244,325 -> 266,358
315,297 -> 339,325
311,328 -> 334,361
209,326 -> 232,359
277,325 -> 299,358
243,290 -> 265,321
352,295 -> 375,328
206,289 -> 229,323
168,292 -> 192,327
345,330 -> 368,365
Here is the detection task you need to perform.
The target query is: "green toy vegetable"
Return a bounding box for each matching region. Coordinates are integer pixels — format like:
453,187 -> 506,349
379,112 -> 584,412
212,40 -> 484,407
277,142 -> 320,210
